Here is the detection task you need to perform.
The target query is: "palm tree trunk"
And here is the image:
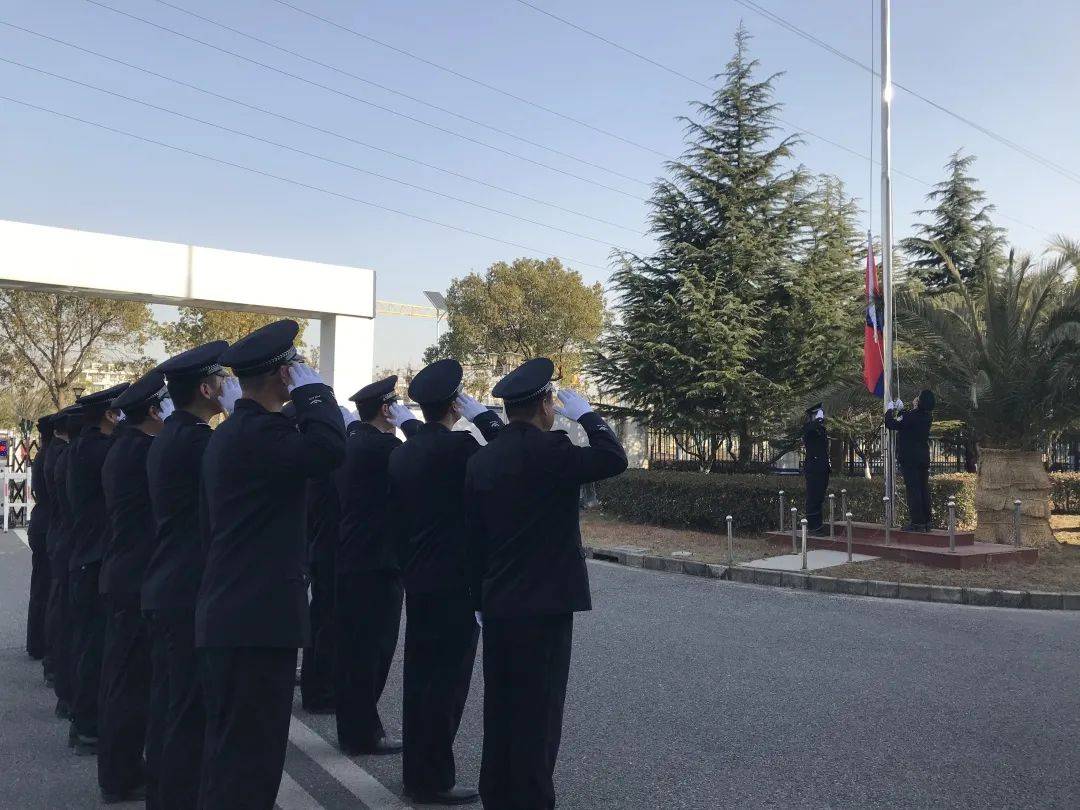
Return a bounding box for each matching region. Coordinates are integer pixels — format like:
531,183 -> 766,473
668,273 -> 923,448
974,447 -> 1054,547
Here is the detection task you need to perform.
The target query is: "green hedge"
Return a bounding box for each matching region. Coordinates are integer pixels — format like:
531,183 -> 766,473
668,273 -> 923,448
596,471 -> 977,534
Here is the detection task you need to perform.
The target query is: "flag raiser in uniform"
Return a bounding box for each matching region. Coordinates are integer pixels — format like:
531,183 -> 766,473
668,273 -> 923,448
863,234 -> 884,397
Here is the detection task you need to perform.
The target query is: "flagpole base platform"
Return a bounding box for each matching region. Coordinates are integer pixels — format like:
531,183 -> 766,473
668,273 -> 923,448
764,525 -> 1037,569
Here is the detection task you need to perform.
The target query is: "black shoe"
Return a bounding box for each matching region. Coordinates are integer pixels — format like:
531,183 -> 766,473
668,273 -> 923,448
404,785 -> 480,805
342,736 -> 402,756
55,700 -> 71,720
101,783 -> 147,804
73,734 -> 98,756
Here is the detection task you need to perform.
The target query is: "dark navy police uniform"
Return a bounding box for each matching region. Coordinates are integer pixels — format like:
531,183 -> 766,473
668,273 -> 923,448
802,404 -> 831,532
27,414 -> 55,667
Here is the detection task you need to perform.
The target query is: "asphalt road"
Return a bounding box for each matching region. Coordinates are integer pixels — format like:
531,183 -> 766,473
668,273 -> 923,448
1,528 -> 1078,809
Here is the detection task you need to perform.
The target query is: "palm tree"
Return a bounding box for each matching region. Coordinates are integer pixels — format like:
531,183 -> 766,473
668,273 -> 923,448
895,239 -> 1080,545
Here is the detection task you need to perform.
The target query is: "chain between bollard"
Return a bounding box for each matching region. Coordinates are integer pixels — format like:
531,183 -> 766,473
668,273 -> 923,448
726,514 -> 734,566
828,493 -> 835,539
1013,499 -> 1022,547
800,518 -> 808,571
883,496 -> 891,546
845,511 -> 853,562
790,507 -> 798,554
947,498 -> 956,553
778,490 -> 786,533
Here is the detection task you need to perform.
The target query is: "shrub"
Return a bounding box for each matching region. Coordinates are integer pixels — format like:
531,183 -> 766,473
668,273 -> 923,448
1051,472 -> 1080,513
596,470 -> 977,534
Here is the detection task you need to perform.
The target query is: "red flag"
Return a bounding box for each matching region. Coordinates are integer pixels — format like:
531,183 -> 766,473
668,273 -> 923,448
863,235 -> 884,397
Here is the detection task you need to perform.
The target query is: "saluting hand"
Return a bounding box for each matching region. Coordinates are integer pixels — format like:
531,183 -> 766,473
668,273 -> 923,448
156,397 -> 176,421
455,393 -> 487,422
555,389 -> 593,422
218,376 -> 242,415
339,405 -> 359,428
287,362 -> 323,392
387,401 -> 416,428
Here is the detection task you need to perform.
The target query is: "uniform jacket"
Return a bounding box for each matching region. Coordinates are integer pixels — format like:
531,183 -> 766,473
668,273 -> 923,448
388,411 -> 503,595
100,424 -> 156,598
28,445 -> 52,552
196,384 -> 345,648
306,474 -> 339,569
464,412 -> 628,617
47,440 -> 73,572
802,420 -> 831,474
885,407 -> 933,468
143,410 -> 213,612
336,419 -> 422,575
66,425 -> 115,572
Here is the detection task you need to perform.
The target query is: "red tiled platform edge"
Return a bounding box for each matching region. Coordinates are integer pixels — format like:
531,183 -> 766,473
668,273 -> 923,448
764,522 -> 1038,569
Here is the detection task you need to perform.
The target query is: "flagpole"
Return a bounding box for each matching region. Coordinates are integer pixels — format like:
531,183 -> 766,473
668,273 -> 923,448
880,0 -> 896,526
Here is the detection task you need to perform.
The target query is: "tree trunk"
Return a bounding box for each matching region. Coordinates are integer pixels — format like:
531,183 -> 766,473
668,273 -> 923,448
974,447 -> 1054,547
736,421 -> 751,469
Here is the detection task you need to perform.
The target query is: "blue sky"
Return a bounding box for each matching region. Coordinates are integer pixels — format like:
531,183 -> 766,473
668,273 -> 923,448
3,0 -> 1077,369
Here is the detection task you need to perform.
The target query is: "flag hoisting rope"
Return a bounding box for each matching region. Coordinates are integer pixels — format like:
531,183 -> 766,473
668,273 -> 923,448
880,0 -> 897,525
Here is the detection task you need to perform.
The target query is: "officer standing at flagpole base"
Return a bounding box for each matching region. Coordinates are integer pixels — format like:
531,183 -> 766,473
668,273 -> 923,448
66,381 -> 130,755
389,358 -> 503,805
334,375 -> 421,756
97,371 -> 172,803
197,319 -> 345,809
465,358 -> 627,809
886,390 -> 935,531
802,404 -> 831,535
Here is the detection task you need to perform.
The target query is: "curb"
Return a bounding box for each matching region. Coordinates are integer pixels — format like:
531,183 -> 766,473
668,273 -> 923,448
583,546 -> 1080,611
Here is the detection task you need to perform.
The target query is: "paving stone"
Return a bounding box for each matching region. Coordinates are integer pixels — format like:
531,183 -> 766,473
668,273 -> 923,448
809,576 -> 838,594
728,567 -> 757,584
1063,593 -> 1080,611
929,585 -> 964,605
622,553 -> 644,569
680,560 -> 711,577
898,583 -> 932,602
835,578 -> 868,596
866,580 -> 899,599
753,569 -> 783,587
707,564 -> 729,579
1027,591 -> 1063,611
996,590 -> 1027,608
641,555 -> 666,572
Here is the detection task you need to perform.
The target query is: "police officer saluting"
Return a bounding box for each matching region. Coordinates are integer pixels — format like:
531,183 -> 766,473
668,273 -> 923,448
197,320 -> 345,809
464,358 -> 627,809
802,403 -> 831,535
66,381 -> 130,755
886,390 -> 936,531
389,359 -> 503,805
97,371 -> 172,803
335,375 -> 420,756
143,340 -> 236,810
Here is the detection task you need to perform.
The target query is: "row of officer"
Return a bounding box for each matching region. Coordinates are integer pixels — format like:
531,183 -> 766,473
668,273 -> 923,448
24,316 -> 628,809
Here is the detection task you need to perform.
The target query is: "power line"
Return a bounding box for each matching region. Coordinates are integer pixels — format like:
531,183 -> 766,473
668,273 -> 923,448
0,56 -> 632,250
511,0 -> 1055,238
0,20 -> 642,235
0,93 -> 611,271
80,0 -> 649,201
731,0 -> 1080,187
262,0 -> 670,159
147,0 -> 653,187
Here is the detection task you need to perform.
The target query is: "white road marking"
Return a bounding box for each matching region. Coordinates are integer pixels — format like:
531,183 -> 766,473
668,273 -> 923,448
276,770 -> 324,809
287,716 -> 414,809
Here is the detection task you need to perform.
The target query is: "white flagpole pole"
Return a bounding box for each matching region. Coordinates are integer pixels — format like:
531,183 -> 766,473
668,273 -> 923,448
880,0 -> 896,526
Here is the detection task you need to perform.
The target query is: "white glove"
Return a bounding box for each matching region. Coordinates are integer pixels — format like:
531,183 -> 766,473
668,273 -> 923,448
474,611 -> 483,628
339,405 -> 359,428
886,400 -> 894,410
455,393 -> 487,422
387,401 -> 416,428
555,389 -> 593,421
113,410 -> 126,423
814,408 -> 824,421
287,362 -> 323,392
895,398 -> 904,411
218,376 -> 242,414
157,398 -> 175,421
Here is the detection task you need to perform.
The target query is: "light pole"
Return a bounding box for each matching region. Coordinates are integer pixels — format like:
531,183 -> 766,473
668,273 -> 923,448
423,290 -> 447,343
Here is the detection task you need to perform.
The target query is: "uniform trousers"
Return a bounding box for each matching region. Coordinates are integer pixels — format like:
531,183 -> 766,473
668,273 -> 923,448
97,594 -> 150,796
70,561 -> 106,738
198,646 -> 298,810
144,613 -> 170,810
145,609 -> 205,810
335,571 -> 403,752
901,462 -> 932,527
300,559 -> 336,711
26,544 -> 51,661
402,589 -> 479,795
804,468 -> 830,530
46,572 -> 74,709
480,613 -> 574,810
